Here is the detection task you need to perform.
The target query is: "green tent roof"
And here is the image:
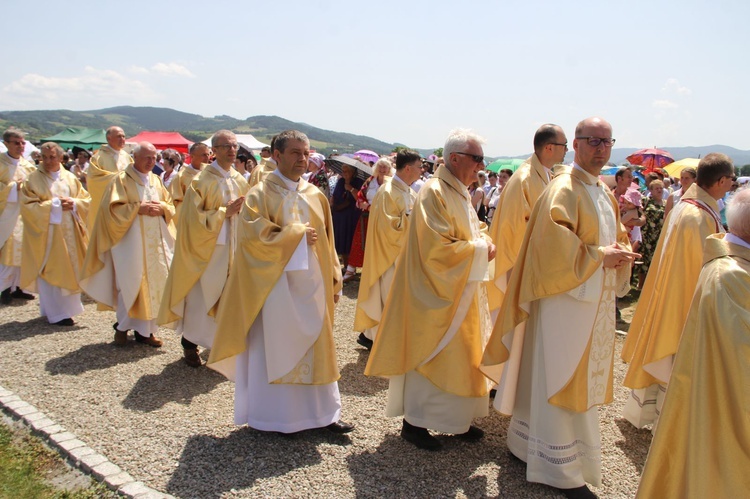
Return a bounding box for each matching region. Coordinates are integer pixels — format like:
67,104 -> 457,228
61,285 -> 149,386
42,128 -> 106,150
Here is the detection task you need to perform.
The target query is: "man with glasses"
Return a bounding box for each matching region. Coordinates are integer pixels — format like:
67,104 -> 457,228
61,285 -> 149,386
366,129 -> 496,451
0,128 -> 37,304
87,126 -> 133,228
80,142 -> 175,348
622,153 -> 735,431
483,117 -> 636,498
487,124 -> 567,328
158,130 -> 249,367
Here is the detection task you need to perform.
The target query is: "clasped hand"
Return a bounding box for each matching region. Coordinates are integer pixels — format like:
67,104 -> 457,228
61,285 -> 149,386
225,197 -> 245,217
602,243 -> 641,269
138,201 -> 163,217
60,197 -> 75,211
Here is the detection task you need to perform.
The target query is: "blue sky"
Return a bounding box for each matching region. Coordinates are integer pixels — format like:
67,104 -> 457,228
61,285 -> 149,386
1,0 -> 747,156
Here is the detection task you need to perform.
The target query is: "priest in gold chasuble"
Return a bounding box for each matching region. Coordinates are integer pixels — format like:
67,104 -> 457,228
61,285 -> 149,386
365,129 -> 496,451
208,131 -> 352,435
482,118 -> 636,496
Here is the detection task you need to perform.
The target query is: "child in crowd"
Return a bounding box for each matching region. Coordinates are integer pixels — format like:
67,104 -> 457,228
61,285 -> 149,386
620,188 -> 643,253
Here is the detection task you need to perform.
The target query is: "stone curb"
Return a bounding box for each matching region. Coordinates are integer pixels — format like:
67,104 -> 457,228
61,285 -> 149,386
0,383 -> 174,499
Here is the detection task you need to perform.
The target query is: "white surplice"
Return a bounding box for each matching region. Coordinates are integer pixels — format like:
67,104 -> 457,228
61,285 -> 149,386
234,169 -> 340,433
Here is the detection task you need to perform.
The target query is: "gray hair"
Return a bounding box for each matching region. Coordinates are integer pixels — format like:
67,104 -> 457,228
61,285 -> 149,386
3,128 -> 25,142
274,130 -> 309,153
727,187 -> 750,241
133,142 -> 156,156
443,128 -> 486,168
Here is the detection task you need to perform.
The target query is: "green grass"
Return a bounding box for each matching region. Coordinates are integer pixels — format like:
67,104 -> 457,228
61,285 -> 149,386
0,421 -> 116,499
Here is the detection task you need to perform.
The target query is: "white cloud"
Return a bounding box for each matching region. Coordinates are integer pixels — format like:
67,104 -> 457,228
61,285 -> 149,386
128,65 -> 149,74
653,99 -> 679,109
151,62 -> 195,78
661,78 -> 692,96
0,66 -> 160,109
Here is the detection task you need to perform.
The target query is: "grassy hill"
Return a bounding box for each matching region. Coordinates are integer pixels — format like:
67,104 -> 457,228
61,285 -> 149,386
0,106 -> 396,156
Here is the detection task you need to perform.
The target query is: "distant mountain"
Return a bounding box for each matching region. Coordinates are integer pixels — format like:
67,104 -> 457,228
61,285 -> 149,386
0,106 -> 394,156
2,106 -> 749,164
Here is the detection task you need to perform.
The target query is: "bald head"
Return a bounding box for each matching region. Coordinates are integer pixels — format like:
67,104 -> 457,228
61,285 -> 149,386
106,126 -> 126,151
573,117 -> 614,175
133,142 -> 157,174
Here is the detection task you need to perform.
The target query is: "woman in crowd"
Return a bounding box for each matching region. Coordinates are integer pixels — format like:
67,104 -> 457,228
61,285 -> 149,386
663,167 -> 696,218
469,179 -> 486,222
638,179 -> 666,289
303,153 -> 330,198
344,158 -> 392,282
331,164 -> 364,272
160,149 -> 179,187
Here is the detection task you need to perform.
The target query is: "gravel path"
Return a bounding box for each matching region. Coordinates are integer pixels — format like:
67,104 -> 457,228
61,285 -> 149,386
0,284 -> 651,498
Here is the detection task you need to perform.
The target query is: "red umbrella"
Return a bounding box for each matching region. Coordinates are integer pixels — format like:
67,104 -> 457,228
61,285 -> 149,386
626,148 -> 674,172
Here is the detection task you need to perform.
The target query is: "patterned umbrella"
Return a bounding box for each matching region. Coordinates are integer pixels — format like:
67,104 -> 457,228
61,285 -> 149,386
625,148 -> 674,172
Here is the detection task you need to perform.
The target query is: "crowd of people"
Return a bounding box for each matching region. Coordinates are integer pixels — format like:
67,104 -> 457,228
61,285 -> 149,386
1,119 -> 748,498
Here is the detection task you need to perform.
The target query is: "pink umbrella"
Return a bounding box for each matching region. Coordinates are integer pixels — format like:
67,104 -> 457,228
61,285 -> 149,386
626,148 -> 674,172
353,149 -> 379,164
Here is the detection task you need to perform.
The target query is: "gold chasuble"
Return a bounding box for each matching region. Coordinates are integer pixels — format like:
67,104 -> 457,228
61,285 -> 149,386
0,154 -> 36,268
622,183 -> 724,389
353,176 -> 415,332
481,166 -> 631,413
86,145 -> 132,228
637,234 -> 750,499
158,164 -> 250,326
79,165 -> 175,319
168,164 -> 203,225
364,165 -> 493,398
207,172 -> 342,384
247,158 -> 276,188
19,168 -> 90,292
487,154 -> 551,312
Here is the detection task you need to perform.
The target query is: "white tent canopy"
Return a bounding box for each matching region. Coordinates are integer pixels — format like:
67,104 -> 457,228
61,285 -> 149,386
202,133 -> 269,151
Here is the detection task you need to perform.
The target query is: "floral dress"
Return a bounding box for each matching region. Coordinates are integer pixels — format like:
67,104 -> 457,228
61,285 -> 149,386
639,198 -> 665,273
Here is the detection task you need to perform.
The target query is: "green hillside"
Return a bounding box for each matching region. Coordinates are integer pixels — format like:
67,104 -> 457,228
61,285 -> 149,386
0,106 -> 399,156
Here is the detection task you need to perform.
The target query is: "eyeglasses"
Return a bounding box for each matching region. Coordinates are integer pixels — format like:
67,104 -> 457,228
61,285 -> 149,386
576,137 -> 616,147
214,143 -> 239,150
723,175 -> 738,182
549,142 -> 568,149
5,140 -> 24,146
454,151 -> 485,164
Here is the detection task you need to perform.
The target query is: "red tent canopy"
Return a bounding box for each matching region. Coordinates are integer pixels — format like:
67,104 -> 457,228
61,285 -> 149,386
126,131 -> 194,154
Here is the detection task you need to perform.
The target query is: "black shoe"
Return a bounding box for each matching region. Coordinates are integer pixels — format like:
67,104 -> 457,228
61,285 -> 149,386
456,425 -> 484,441
11,289 -> 34,300
401,420 -> 442,451
558,485 -> 597,499
489,388 -> 497,399
52,318 -> 75,326
356,333 -> 373,351
0,287 -> 11,305
325,421 -> 355,434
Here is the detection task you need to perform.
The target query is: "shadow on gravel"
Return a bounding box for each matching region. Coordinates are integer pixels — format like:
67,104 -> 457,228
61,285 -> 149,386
342,280 -> 360,300
338,350 -> 387,396
165,426 -> 346,497
345,433 -> 556,498
0,317 -> 71,342
122,360 -> 225,412
614,418 -> 651,474
45,342 -> 164,375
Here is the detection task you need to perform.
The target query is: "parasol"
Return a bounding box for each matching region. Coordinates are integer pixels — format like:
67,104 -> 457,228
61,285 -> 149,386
626,148 -> 674,172
486,158 -> 527,173
325,155 -> 373,182
353,149 -> 380,164
664,158 -> 700,177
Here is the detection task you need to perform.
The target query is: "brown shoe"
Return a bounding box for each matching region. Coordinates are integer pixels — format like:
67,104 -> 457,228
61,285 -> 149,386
113,324 -> 128,346
183,348 -> 202,367
135,332 -> 163,347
